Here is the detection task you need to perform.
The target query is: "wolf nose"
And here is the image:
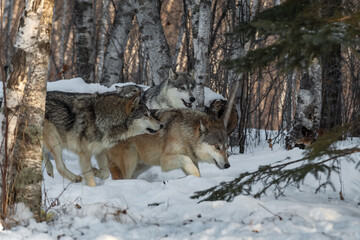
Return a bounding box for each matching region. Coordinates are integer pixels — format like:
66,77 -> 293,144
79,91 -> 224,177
224,163 -> 230,169
159,124 -> 164,129
190,97 -> 195,102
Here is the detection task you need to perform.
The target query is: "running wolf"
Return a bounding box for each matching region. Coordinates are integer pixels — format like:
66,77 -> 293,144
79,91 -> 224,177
43,85 -> 162,186
107,109 -> 230,180
143,69 -> 196,109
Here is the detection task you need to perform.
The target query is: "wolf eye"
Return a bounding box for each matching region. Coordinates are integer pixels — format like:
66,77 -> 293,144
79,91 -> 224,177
215,144 -> 220,150
180,86 -> 186,90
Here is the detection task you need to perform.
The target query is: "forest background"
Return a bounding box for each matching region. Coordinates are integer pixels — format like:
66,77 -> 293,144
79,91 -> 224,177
0,0 -> 359,222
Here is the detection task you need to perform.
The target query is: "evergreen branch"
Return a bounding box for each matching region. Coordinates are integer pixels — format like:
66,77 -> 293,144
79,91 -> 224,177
191,147 -> 359,202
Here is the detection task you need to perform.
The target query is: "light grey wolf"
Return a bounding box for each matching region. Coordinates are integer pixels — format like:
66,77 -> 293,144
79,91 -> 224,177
205,99 -> 238,136
107,108 -> 230,180
43,85 -> 163,186
143,69 -> 196,109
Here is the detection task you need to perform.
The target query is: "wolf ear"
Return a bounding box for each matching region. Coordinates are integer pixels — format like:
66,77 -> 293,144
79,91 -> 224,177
168,68 -> 178,81
189,69 -> 196,79
125,91 -> 141,115
199,120 -> 209,134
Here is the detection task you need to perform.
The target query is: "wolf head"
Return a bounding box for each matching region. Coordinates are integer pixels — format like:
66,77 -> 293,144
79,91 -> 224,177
195,118 -> 230,169
118,86 -> 163,137
165,69 -> 196,108
115,84 -> 143,98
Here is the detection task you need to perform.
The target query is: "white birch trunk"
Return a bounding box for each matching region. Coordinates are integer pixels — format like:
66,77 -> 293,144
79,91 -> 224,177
190,0 -> 212,109
96,0 -> 110,83
101,0 -> 135,86
74,0 -> 94,83
135,0 -> 172,86
173,11 -> 186,69
4,0 -> 54,220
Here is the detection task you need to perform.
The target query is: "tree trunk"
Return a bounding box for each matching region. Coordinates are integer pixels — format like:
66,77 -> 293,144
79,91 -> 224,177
319,0 -> 342,129
320,45 -> 342,129
135,0 -> 172,86
74,0 -> 94,83
286,60 -> 322,149
96,0 -> 110,83
4,0 -> 14,69
4,0 -> 54,221
101,0 -> 135,86
58,0 -> 68,79
228,0 -> 254,153
190,0 -> 212,109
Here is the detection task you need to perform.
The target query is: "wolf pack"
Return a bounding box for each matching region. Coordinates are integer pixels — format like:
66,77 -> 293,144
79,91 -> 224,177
43,69 -> 238,186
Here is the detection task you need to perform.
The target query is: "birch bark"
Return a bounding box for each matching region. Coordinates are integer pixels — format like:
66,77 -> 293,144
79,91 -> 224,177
74,0 -> 94,83
135,0 -> 172,86
190,0 -> 212,109
101,1 -> 135,86
3,0 -> 54,220
96,0 -> 110,83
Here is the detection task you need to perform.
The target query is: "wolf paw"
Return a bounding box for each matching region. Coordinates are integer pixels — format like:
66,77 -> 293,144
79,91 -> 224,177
93,167 -> 110,180
45,163 -> 54,178
183,166 -> 200,177
73,175 -> 83,183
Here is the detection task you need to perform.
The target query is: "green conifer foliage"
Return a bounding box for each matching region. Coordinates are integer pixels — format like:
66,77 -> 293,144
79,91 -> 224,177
225,0 -> 360,74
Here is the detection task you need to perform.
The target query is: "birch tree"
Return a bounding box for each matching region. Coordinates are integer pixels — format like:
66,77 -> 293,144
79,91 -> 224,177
96,0 -> 110,83
74,0 -> 94,83
189,0 -> 212,108
101,1 -> 135,86
135,0 -> 172,86
2,0 -> 54,220
101,0 -> 171,86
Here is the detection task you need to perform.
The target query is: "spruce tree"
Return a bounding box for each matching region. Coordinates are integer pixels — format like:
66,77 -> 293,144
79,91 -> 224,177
192,0 -> 360,202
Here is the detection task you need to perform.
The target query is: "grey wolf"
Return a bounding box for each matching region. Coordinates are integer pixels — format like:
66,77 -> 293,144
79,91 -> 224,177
205,99 -> 238,136
143,69 -> 196,109
107,108 -> 230,180
43,85 -> 162,186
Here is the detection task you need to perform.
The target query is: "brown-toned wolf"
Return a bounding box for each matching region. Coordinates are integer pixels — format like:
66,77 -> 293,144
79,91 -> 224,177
107,108 -> 230,180
43,85 -> 162,186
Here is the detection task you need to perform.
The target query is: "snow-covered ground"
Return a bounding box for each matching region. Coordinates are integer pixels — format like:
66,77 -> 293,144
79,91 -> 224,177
0,79 -> 359,240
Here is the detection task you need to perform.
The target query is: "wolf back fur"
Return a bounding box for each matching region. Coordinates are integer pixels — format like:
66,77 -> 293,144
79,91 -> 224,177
43,86 -> 162,186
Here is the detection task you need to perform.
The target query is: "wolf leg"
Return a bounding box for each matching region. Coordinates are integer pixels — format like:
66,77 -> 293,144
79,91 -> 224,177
121,148 -> 140,179
42,148 -> 54,178
108,158 -> 124,180
44,144 -> 82,183
43,122 -> 82,183
161,154 -> 200,177
107,143 -> 139,179
93,152 -> 110,180
51,147 -> 83,183
78,152 -> 96,187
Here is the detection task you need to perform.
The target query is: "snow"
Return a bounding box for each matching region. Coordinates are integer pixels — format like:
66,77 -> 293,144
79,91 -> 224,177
1,79 -> 359,240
